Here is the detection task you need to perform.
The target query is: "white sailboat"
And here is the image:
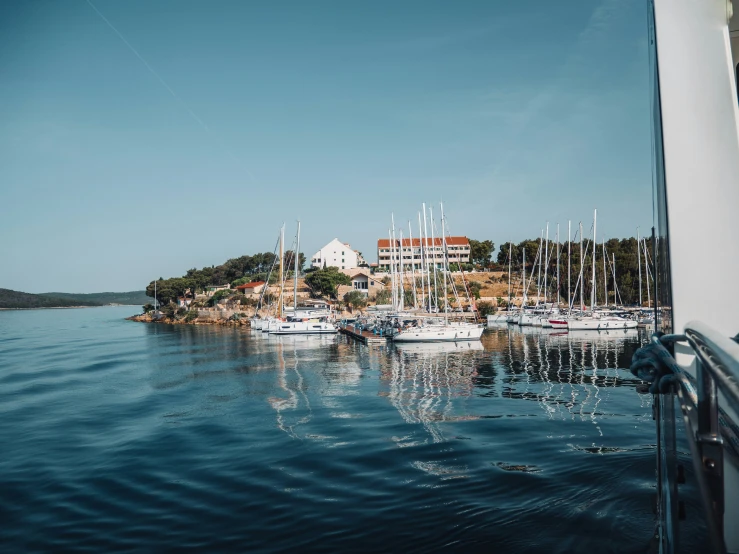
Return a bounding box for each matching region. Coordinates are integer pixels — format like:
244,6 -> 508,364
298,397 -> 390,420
268,221 -> 338,336
392,203 -> 483,343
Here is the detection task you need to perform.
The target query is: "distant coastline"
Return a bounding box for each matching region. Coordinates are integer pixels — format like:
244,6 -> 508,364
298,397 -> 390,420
0,288 -> 149,310
0,305 -> 140,311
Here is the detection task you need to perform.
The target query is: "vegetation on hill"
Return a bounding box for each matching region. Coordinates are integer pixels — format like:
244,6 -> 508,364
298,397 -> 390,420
39,291 -> 149,305
0,289 -> 101,309
145,251 -> 281,305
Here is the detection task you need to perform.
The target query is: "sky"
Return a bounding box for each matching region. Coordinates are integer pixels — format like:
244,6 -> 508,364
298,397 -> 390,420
0,0 -> 653,293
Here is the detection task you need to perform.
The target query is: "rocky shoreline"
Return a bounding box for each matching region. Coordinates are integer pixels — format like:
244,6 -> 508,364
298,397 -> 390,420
126,311 -> 251,327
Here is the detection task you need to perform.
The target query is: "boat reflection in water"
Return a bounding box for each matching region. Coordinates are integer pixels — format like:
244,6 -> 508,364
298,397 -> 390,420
380,341 -> 484,444
378,325 -> 649,446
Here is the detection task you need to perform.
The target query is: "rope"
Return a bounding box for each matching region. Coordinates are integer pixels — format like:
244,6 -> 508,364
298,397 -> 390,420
630,334 -> 739,465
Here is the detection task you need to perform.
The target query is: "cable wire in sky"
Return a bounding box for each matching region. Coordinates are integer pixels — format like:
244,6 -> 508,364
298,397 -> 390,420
85,0 -> 255,182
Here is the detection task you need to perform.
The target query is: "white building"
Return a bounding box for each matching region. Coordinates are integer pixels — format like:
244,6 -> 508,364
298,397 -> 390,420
377,236 -> 470,272
310,238 -> 363,270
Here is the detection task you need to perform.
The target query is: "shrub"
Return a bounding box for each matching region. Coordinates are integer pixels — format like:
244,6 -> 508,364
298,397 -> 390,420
343,290 -> 368,311
477,301 -> 495,317
142,303 -> 154,313
185,311 -> 198,322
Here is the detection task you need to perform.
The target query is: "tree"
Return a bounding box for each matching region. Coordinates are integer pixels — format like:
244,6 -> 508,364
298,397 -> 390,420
231,276 -> 251,288
142,303 -> 154,313
284,251 -> 307,274
468,281 -> 482,300
469,239 -> 495,267
343,290 -> 368,311
476,301 -> 495,317
304,266 -> 351,298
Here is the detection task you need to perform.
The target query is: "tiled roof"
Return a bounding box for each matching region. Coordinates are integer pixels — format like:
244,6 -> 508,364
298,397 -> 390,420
377,236 -> 469,248
235,281 -> 266,290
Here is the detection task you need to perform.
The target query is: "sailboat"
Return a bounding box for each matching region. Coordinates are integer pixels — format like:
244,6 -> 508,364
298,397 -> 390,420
269,221 -> 338,335
567,210 -> 636,331
392,203 -> 484,343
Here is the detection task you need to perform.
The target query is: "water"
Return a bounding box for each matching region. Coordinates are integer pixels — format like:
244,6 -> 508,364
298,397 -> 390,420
0,307 -> 659,553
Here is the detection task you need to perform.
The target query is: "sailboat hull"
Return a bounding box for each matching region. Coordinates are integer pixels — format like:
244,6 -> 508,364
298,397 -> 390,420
393,324 -> 484,342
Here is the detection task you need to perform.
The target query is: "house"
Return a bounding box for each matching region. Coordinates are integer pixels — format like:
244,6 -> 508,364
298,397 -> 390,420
376,236 -> 470,272
310,238 -> 362,270
205,284 -> 230,297
338,268 -> 385,297
235,281 -> 267,295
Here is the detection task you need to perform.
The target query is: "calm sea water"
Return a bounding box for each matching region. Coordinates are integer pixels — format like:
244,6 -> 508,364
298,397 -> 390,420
0,306 -> 662,553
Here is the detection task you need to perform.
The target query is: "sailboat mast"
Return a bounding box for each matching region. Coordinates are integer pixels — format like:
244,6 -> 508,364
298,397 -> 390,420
522,248 -> 527,308
643,239 -> 651,308
567,221 -> 571,312
388,227 -> 395,310
398,229 -> 404,312
579,221 -> 584,312
507,241 -> 512,307
591,209 -> 597,312
418,212 -> 425,310
537,230 -> 542,306
603,240 -> 607,307
544,222 -> 549,306
279,225 -> 284,318
409,221 -> 417,309
612,253 -> 616,306
294,221 -> 300,311
556,223 -> 560,307
637,227 -> 642,307
441,202 -> 448,320
429,206 -> 438,312
423,203 -> 431,310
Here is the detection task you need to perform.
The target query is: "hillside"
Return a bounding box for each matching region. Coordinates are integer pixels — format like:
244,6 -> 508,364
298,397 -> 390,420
40,291 -> 149,306
0,289 -> 101,309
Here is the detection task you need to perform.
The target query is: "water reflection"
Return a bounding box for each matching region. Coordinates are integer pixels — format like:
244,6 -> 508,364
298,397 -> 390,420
378,327 -> 649,443
380,342 -> 484,444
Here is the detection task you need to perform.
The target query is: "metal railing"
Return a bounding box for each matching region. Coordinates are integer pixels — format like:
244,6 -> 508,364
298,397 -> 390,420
650,321 -> 739,554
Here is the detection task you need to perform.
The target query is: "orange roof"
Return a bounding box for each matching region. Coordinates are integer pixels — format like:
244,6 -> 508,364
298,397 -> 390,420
236,281 -> 266,290
377,236 -> 469,248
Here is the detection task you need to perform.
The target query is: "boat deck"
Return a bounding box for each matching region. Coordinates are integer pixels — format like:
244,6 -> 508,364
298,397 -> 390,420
339,324 -> 390,345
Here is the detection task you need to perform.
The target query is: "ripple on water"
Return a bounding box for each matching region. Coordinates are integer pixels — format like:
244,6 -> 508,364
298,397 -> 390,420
0,310 -> 665,552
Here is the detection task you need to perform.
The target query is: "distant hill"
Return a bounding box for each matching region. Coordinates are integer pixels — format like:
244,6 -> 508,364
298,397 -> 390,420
0,289 -> 149,309
39,291 -> 149,306
0,289 -> 101,309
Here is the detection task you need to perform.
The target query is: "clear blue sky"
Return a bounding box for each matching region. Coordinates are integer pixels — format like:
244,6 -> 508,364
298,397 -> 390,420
0,0 -> 652,293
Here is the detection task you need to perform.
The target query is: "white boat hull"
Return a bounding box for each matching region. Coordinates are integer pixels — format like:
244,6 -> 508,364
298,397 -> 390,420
270,320 -> 338,335
568,317 -> 638,331
393,324 -> 484,342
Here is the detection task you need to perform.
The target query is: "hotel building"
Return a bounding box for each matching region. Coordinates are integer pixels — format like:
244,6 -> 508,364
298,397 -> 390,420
376,237 -> 470,272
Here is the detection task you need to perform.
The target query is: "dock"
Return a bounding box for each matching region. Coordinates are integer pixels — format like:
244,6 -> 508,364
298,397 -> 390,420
339,324 -> 389,345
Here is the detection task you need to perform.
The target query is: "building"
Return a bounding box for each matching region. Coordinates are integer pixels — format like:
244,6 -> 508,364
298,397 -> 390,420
337,268 -> 385,298
376,237 -> 470,272
310,238 -> 363,270
235,281 -> 267,295
205,284 -> 231,297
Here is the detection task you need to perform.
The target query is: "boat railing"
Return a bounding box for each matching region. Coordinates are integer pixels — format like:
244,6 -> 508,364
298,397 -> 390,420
644,321 -> 739,554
